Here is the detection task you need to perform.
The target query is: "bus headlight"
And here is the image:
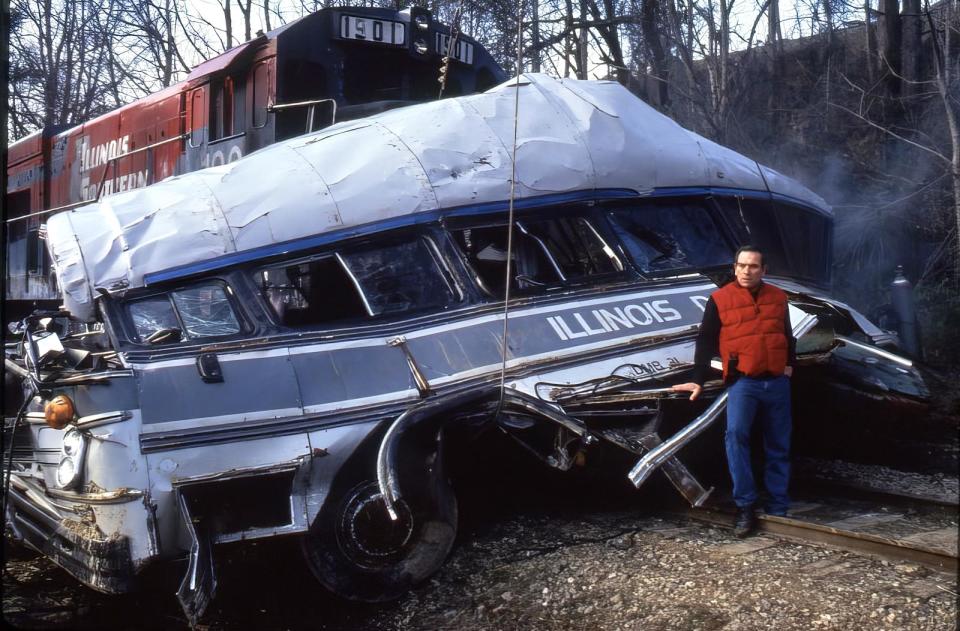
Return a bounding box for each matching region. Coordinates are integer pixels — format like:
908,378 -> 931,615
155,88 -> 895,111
55,428 -> 87,489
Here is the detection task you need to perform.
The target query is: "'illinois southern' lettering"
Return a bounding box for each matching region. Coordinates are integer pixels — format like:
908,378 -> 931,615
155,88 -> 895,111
546,299 -> 683,341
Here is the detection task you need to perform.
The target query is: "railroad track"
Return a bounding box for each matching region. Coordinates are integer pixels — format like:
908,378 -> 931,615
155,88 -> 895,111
684,486 -> 958,574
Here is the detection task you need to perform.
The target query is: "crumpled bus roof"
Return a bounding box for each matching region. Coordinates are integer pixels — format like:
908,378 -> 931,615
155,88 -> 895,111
46,73 -> 830,321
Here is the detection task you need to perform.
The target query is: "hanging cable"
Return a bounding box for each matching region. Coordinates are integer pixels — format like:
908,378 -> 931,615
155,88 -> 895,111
495,0 -> 525,418
438,0 -> 466,99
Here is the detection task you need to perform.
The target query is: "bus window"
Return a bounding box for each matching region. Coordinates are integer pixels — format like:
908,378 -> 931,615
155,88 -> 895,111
128,283 -> 241,344
715,196 -> 791,277
772,202 -> 832,283
255,236 -> 459,327
606,200 -> 732,275
451,215 -> 623,296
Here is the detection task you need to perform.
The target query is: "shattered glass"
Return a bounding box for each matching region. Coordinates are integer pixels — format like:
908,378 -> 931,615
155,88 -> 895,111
520,217 -> 620,279
608,203 -> 731,273
340,238 -> 458,316
256,238 -> 458,326
129,297 -> 180,342
128,284 -> 240,343
453,215 -> 621,294
172,285 -> 241,338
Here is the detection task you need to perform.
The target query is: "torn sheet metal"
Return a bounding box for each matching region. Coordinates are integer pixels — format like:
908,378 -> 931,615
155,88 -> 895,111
44,73 -> 830,321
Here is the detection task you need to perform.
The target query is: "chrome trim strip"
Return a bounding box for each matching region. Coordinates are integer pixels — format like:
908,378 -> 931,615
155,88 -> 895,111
77,410 -> 131,428
171,459 -> 302,486
46,486 -> 145,504
834,335 -> 913,368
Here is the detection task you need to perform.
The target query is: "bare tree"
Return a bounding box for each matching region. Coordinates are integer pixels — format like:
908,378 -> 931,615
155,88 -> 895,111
236,0 -> 254,42
902,0 -> 923,95
9,0 -> 125,134
925,1 -> 960,275
118,0 -> 191,93
865,0 -> 877,83
879,0 -> 901,94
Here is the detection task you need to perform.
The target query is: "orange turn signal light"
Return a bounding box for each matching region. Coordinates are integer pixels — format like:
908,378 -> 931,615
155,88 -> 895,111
44,395 -> 75,430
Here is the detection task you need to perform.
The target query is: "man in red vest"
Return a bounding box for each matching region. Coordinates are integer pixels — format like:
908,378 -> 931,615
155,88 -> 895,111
673,245 -> 795,537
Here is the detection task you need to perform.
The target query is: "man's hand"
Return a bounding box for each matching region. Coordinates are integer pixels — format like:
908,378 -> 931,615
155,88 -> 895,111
784,366 -> 793,378
672,382 -> 702,401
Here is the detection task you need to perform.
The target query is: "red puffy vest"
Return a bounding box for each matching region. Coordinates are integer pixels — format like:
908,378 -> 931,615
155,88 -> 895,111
713,281 -> 789,380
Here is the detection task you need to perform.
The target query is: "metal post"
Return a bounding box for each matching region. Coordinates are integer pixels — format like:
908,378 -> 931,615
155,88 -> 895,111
890,265 -> 921,358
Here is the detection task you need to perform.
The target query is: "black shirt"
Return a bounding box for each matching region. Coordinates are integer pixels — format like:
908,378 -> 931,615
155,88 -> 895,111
691,292 -> 797,386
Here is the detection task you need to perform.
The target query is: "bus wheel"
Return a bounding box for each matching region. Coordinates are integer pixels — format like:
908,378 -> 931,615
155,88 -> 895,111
301,478 -> 457,602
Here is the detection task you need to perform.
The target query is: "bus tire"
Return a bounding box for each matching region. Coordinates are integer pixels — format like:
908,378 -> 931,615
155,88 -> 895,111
301,477 -> 457,602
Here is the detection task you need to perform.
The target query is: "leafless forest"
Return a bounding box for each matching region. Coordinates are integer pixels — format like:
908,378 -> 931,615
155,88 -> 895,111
7,0 -> 960,361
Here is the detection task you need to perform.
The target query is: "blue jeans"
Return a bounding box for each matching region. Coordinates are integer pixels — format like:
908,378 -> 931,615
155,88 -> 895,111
725,375 -> 792,514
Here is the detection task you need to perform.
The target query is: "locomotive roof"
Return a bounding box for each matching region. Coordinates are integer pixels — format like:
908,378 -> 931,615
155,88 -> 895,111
46,73 -> 830,321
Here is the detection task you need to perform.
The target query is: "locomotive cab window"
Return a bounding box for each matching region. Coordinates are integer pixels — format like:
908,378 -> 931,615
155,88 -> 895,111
450,215 -> 623,296
211,75 -> 245,140
128,282 -> 241,344
254,235 -> 460,328
189,88 -> 205,147
252,60 -> 271,128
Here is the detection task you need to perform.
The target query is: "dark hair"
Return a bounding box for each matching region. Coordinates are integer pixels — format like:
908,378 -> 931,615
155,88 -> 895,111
734,245 -> 764,266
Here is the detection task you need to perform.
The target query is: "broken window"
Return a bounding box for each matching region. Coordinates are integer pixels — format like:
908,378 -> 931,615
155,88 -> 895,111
128,283 -> 241,344
451,215 -> 623,296
606,201 -> 732,274
254,235 -> 459,327
715,196 -> 790,275
772,201 -> 832,283
715,196 -> 830,283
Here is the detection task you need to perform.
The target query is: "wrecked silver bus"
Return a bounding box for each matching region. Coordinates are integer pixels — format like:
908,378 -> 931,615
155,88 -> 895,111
3,74 -> 927,622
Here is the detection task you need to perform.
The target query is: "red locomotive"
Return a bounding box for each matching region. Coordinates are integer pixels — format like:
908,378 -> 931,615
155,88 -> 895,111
4,5 -> 504,321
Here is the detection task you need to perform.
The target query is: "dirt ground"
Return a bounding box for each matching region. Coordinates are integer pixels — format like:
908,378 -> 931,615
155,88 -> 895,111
3,468 -> 958,631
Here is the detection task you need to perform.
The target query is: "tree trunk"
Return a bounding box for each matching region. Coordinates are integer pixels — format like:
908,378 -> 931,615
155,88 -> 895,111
865,0 -> 877,84
564,0 -> 574,77
880,0 -> 901,95
594,0 -> 628,85
236,0 -> 252,43
901,0 -> 922,97
718,0 -> 732,142
42,0 -> 56,129
531,0 -> 540,72
767,0 -> 784,154
223,1 -> 233,49
767,0 -> 781,44
641,0 -> 669,107
578,0 -> 589,79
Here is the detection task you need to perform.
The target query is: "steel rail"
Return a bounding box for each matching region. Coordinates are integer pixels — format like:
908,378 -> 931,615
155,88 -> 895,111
686,506 -> 957,574
793,476 -> 960,509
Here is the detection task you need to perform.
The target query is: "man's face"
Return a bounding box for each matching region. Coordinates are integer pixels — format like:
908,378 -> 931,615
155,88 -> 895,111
734,251 -> 765,289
